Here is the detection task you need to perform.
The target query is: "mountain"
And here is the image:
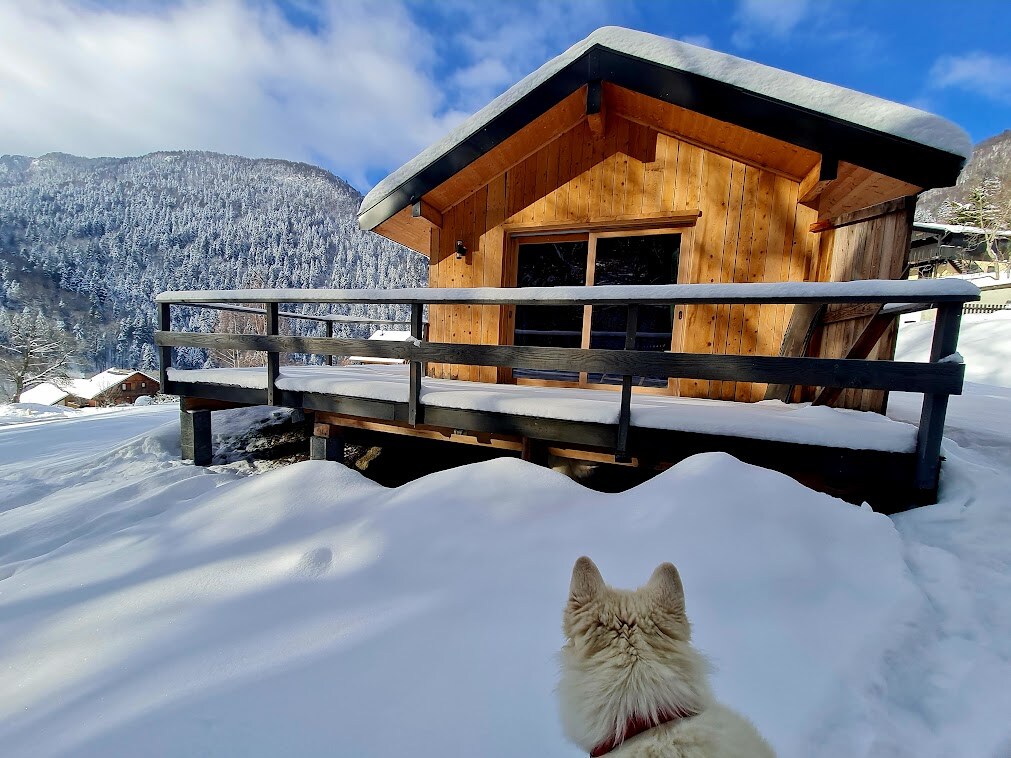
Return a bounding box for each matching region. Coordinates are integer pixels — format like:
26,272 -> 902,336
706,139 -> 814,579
917,130 -> 1011,221
0,151 -> 427,372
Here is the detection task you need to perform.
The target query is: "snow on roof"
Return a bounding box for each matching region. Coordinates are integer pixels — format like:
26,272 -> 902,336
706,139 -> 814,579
65,369 -> 150,400
914,221 -> 1011,238
19,382 -> 69,406
360,26 -> 971,219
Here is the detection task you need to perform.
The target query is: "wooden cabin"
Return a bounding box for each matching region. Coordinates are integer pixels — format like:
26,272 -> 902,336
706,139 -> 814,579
357,26 -> 970,412
157,27 -> 980,509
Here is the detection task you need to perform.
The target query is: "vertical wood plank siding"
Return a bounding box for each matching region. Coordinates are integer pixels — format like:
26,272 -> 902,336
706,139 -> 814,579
426,114 -> 909,412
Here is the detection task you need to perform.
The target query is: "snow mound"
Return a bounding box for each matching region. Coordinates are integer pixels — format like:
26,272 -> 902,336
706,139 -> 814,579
0,403 -> 81,425
1,439 -> 924,757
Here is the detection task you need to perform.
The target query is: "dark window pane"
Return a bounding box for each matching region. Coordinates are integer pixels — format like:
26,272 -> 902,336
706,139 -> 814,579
513,240 -> 587,381
514,240 -> 587,350
589,234 -> 680,387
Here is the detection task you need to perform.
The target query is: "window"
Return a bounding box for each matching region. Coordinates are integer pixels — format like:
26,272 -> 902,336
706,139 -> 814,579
511,229 -> 685,388
121,383 -> 128,391
141,382 -> 146,388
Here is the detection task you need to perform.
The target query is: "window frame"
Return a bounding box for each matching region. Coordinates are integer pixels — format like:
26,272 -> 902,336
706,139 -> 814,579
505,223 -> 695,394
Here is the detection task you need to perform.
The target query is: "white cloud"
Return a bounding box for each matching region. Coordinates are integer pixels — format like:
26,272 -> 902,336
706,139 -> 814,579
730,0 -> 811,49
930,52 -> 1011,105
0,0 -> 462,190
433,0 -> 613,113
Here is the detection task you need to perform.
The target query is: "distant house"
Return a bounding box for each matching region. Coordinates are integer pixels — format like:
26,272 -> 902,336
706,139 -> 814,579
910,222 -> 1011,280
20,369 -> 160,407
19,382 -> 71,406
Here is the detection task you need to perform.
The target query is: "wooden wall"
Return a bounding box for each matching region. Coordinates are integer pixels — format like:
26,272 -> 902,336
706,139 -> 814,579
425,113 -> 910,412
811,203 -> 914,411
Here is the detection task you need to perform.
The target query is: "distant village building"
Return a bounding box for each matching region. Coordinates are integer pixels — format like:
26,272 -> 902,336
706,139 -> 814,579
910,222 -> 1011,279
21,369 -> 160,407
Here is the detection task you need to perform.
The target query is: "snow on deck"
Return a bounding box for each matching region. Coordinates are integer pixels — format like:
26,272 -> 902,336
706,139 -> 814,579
168,365 -> 918,453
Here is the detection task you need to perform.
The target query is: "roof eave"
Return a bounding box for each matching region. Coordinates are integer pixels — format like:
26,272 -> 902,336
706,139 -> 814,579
359,44 -> 967,232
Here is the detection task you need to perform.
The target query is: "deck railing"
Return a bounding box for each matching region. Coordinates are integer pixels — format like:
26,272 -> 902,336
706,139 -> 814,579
156,279 -> 979,498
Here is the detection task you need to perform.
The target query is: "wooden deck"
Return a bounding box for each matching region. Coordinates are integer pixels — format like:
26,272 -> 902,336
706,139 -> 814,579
155,280 -> 979,510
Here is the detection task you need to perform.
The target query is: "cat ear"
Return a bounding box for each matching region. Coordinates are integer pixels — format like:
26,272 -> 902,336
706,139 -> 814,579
569,556 -> 605,602
647,562 -> 685,612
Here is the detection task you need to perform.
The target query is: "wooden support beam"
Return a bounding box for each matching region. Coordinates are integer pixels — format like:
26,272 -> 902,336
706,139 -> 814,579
180,405 -> 212,466
411,200 -> 443,228
913,302 -> 962,500
798,156 -> 838,207
616,304 -> 638,462
813,306 -> 890,407
764,303 -> 825,401
810,196 -> 911,233
326,320 -> 334,366
266,302 -> 279,406
586,80 -> 606,137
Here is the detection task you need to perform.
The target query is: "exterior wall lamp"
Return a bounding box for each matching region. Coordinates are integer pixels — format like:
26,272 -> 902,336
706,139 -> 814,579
455,240 -> 468,259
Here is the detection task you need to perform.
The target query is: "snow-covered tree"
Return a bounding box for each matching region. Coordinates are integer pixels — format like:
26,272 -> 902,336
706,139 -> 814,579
0,308 -> 80,402
943,176 -> 1011,277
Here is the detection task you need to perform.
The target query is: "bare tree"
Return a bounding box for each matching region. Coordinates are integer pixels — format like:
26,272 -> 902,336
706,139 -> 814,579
207,271 -> 268,368
0,308 -> 80,402
943,176 -> 1011,278
207,304 -> 267,368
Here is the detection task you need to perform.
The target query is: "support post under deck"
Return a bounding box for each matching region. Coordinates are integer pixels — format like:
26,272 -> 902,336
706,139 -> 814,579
180,405 -> 212,466
310,423 -> 345,463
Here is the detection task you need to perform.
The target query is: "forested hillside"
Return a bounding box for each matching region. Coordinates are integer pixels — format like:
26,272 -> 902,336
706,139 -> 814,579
0,151 -> 426,371
917,130 -> 1011,222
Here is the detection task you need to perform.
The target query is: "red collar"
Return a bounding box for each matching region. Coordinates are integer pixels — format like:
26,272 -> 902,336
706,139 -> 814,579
589,706 -> 699,757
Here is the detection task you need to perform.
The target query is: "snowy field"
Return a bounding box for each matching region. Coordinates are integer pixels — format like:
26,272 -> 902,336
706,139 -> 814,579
0,316 -> 1009,757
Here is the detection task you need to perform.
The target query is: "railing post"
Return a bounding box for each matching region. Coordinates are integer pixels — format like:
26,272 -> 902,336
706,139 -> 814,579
615,303 -> 638,462
266,302 -> 279,406
326,319 -> 334,366
913,301 -> 962,502
158,302 -> 172,392
409,303 -> 424,426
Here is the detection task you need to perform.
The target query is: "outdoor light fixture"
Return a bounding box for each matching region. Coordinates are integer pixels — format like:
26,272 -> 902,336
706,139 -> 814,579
455,240 -> 467,259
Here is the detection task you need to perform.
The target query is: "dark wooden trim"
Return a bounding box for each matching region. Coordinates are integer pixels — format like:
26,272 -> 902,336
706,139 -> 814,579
616,304 -> 638,461
409,303 -> 424,426
158,332 -> 965,395
357,45 -> 965,232
158,302 -> 172,390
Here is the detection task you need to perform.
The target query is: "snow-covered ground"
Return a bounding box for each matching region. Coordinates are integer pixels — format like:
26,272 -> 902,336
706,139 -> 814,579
1,316 -> 1009,757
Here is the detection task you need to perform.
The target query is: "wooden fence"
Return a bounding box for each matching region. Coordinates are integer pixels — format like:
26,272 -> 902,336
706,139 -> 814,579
156,279 -> 979,499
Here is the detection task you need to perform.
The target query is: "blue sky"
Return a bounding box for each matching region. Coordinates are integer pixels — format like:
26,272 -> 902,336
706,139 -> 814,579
1,0 -> 1009,192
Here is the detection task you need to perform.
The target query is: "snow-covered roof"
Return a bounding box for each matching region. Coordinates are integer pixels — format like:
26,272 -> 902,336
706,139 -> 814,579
914,221 -> 1011,238
19,382 -> 69,406
65,369 -> 152,400
359,26 -> 970,231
